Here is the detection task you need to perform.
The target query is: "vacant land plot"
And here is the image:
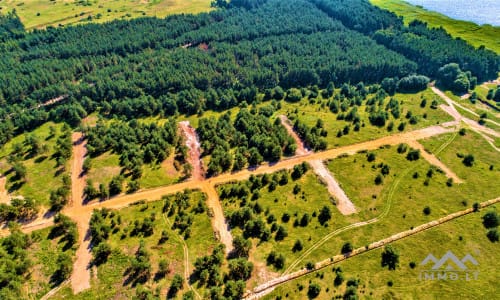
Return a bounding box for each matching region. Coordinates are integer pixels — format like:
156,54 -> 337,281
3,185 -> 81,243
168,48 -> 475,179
218,169 -> 354,288
278,88 -> 452,149
265,203 -> 499,299
53,190 -> 219,299
0,122 -> 68,207
0,0 -> 212,30
370,0 -> 500,54
287,128 -> 499,273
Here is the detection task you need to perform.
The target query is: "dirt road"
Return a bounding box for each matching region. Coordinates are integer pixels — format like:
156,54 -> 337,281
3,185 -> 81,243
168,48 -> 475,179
0,123 -> 457,295
406,140 -> 463,183
179,121 -> 204,181
67,132 -> 91,293
308,159 -> 356,214
279,115 -> 354,214
278,115 -> 310,155
201,181 -> 234,254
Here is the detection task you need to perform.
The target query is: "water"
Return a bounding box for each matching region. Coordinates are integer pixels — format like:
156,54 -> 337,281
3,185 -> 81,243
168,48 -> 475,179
405,0 -> 500,26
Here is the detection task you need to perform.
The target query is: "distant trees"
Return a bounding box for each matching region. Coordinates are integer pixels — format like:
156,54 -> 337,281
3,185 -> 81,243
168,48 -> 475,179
437,63 -> 477,94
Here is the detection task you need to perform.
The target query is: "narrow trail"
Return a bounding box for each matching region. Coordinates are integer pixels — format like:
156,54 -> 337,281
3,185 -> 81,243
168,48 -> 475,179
162,214 -> 201,300
40,280 -> 70,300
406,140 -> 463,183
179,121 -> 205,181
244,197 -> 500,299
280,115 -> 356,215
67,132 -> 91,293
201,181 -> 234,254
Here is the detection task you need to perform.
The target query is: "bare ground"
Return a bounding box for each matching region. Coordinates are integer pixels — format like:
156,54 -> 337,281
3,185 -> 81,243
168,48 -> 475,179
179,121 -> 205,181
67,132 -> 92,293
0,175 -> 9,204
201,181 -> 234,254
309,159 -> 356,214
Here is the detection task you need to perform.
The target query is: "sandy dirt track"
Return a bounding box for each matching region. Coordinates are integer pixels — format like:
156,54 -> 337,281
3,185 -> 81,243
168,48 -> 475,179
68,133 -> 91,293
280,115 -> 356,214
0,176 -> 9,204
244,196 -> 500,299
179,121 -> 205,181
406,140 -> 463,183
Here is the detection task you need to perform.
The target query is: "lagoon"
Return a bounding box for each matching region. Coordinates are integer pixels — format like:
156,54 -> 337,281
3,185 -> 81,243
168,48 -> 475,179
405,0 -> 500,26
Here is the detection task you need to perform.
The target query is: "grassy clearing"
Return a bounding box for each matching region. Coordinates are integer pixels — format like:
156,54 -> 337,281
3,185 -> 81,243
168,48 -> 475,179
370,0 -> 500,54
53,190 -> 219,299
280,128 -> 499,274
0,122 -> 68,207
327,145 -> 417,220
87,151 -> 121,187
277,88 -> 452,149
0,0 -> 212,30
265,203 -> 499,299
218,169 -> 354,288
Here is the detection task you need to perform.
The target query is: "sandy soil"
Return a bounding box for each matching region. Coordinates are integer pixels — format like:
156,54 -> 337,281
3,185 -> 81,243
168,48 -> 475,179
0,176 -> 9,204
280,115 -> 355,214
407,140 -> 463,183
179,121 -> 205,181
201,181 -> 234,254
67,132 -> 92,293
278,115 -> 310,155
309,159 -> 356,214
2,123 -> 458,294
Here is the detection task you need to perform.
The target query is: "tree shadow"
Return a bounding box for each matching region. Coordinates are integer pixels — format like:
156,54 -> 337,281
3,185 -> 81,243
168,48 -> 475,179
34,155 -> 48,164
8,180 -> 24,193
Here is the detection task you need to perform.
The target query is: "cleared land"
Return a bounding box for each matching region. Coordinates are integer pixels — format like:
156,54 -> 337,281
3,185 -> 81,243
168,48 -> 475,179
370,0 -> 500,53
0,0 -> 212,30
256,200 -> 499,299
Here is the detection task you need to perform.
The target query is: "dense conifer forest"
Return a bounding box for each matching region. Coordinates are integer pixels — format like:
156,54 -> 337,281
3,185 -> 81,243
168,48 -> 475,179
0,0 -> 498,148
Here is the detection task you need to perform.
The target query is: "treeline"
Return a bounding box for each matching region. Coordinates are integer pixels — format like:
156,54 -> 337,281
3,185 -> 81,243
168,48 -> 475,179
197,105 -> 296,175
0,0 -> 498,149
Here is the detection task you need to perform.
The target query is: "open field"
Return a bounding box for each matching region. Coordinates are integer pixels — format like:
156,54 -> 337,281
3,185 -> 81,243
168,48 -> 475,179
370,0 -> 500,54
265,203 -> 499,299
0,122 -> 68,207
53,190 -> 220,299
0,0 -> 212,30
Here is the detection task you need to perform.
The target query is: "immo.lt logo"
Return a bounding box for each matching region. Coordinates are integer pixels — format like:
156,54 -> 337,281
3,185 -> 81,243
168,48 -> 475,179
419,250 -> 479,281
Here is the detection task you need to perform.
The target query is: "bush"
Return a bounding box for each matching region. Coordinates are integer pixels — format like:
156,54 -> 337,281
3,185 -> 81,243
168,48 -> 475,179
307,282 -> 321,299
375,174 -> 383,185
463,154 -> 474,167
406,149 -> 420,161
341,242 -> 353,254
482,211 -> 499,229
487,229 -> 499,242
423,206 -> 431,215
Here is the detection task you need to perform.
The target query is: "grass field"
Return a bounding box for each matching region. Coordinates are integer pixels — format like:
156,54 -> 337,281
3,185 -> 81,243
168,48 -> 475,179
276,88 -> 452,149
265,203 -> 499,299
53,190 -> 220,299
279,127 -> 499,271
0,0 -> 212,30
370,0 -> 500,54
0,122 -> 68,207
